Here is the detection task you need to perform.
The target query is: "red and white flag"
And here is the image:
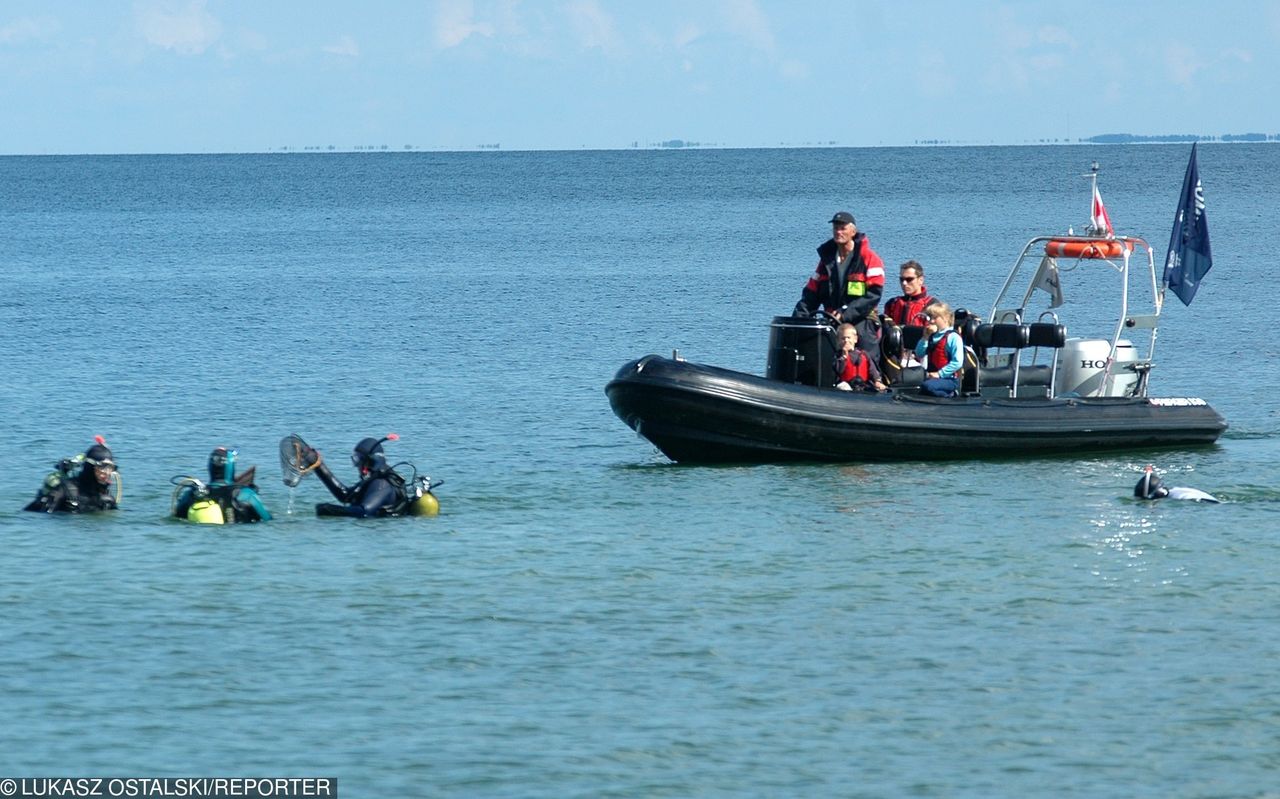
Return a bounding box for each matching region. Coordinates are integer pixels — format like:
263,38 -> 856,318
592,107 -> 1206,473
1092,184 -> 1114,237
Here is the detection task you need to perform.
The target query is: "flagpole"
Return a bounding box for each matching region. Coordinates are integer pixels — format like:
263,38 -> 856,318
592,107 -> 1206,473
1084,161 -> 1101,236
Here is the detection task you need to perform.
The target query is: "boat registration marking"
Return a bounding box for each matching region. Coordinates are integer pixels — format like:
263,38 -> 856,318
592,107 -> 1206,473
1148,397 -> 1208,406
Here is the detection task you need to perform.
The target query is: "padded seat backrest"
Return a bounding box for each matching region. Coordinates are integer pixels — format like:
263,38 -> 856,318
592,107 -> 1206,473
880,323 -> 902,356
975,323 -> 1030,349
1026,323 -> 1066,348
900,325 -> 926,352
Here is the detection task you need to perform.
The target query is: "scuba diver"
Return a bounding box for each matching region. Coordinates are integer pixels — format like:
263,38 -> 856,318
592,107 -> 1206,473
1134,466 -> 1220,503
171,447 -> 272,524
279,432 -> 440,518
23,436 -> 122,513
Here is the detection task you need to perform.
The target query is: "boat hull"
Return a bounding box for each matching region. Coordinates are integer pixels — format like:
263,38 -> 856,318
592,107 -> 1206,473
605,356 -> 1228,463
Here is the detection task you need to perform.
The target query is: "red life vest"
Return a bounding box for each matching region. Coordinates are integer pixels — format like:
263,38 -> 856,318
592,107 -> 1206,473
884,289 -> 936,326
926,330 -> 962,374
837,351 -> 872,384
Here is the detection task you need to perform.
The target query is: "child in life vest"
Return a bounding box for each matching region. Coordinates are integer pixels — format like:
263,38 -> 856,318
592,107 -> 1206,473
834,323 -> 886,392
913,301 -> 964,397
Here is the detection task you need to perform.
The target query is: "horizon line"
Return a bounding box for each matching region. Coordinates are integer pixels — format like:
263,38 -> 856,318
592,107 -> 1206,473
1,138 -> 1269,159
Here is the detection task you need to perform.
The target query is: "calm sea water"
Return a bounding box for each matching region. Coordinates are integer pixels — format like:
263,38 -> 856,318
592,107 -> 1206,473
1,146 -> 1278,797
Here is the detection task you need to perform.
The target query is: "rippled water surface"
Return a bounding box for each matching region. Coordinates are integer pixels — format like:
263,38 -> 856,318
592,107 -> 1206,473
2,146 -> 1278,797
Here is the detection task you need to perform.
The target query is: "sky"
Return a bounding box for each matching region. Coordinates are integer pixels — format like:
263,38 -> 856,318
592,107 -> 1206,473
2,0 -> 1279,154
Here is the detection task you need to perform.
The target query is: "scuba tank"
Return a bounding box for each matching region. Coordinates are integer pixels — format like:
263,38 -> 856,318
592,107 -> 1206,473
188,498 -> 226,524
171,477 -> 226,524
407,476 -> 441,516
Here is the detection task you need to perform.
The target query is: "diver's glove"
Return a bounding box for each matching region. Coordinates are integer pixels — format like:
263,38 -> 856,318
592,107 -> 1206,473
299,444 -> 320,468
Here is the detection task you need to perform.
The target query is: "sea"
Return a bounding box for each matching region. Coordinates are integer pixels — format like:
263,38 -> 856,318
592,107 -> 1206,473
1,145 -> 1278,798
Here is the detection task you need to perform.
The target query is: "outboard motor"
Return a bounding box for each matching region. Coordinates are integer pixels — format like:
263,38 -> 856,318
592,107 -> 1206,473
1058,338 -> 1138,397
766,316 -> 837,387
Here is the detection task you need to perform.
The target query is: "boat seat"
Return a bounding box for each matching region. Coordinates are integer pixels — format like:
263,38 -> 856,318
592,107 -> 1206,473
975,323 -> 1030,350
900,325 -> 926,351
879,324 -> 927,386
979,364 -> 1054,389
1024,323 -> 1066,396
1018,364 -> 1054,389
1026,323 -> 1066,348
895,365 -> 925,388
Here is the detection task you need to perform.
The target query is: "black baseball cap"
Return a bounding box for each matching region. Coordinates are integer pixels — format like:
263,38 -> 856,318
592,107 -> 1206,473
829,211 -> 856,226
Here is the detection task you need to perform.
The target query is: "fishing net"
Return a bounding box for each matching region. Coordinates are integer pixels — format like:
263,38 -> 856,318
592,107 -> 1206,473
279,434 -> 321,487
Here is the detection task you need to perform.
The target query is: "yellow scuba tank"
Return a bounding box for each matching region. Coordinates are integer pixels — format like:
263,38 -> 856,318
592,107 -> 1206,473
408,491 -> 439,517
405,474 -> 441,517
187,499 -> 225,524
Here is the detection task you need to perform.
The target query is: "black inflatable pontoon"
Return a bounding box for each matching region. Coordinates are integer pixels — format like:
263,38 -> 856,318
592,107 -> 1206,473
607,164 -> 1227,463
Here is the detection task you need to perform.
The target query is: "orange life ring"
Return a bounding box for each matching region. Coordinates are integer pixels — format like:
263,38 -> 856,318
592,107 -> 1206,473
1044,239 -> 1130,259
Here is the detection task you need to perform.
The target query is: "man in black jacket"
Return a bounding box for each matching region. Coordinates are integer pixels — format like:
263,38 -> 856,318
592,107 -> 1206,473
793,211 -> 886,357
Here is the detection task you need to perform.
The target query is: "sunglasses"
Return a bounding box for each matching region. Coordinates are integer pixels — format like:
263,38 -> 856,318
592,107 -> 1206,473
900,275 -> 918,283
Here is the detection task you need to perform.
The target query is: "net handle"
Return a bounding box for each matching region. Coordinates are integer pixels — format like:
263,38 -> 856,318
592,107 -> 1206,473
280,434 -> 323,487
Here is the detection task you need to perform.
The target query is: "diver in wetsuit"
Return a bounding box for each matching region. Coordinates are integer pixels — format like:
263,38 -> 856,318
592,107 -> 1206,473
172,447 -> 272,523
309,436 -> 411,517
1134,467 -> 1220,503
24,438 -> 121,513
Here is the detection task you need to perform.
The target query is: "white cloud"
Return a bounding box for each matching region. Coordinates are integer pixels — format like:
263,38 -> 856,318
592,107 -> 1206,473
779,59 -> 807,80
916,49 -> 956,97
673,22 -> 701,49
722,0 -> 775,55
323,35 -> 359,58
1037,25 -> 1075,48
1164,40 -> 1205,87
1028,53 -> 1063,71
235,27 -> 268,53
564,0 -> 621,54
134,0 -> 221,55
434,0 -> 495,49
1222,47 -> 1252,64
0,16 -> 60,45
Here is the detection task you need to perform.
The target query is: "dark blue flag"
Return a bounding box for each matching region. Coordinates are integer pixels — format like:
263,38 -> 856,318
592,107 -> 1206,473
1162,143 -> 1212,306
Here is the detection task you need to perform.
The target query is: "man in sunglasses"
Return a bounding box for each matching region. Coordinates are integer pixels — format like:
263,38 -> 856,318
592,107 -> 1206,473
883,260 -> 937,327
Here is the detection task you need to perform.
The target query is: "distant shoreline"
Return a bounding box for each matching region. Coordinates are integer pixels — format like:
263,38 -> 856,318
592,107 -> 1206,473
2,134 -> 1277,158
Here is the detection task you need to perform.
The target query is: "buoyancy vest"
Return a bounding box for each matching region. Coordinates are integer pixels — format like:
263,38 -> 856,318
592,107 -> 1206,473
317,468 -> 411,518
884,288 -> 936,326
209,482 -> 269,522
926,330 -> 963,377
25,463 -> 118,513
836,351 -> 872,385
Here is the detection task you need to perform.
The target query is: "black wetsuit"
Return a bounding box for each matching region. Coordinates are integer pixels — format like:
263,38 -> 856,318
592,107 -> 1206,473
314,462 -> 407,518
24,468 -> 117,513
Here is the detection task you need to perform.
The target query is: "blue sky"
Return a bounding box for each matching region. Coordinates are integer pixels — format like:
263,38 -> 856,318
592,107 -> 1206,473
2,0 -> 1278,154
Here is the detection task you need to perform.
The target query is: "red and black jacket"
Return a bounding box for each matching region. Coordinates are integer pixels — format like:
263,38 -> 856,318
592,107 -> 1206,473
793,233 -> 885,325
884,287 -> 936,327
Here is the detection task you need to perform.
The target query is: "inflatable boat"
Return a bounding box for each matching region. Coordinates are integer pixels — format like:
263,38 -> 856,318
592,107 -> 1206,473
607,165 -> 1227,463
